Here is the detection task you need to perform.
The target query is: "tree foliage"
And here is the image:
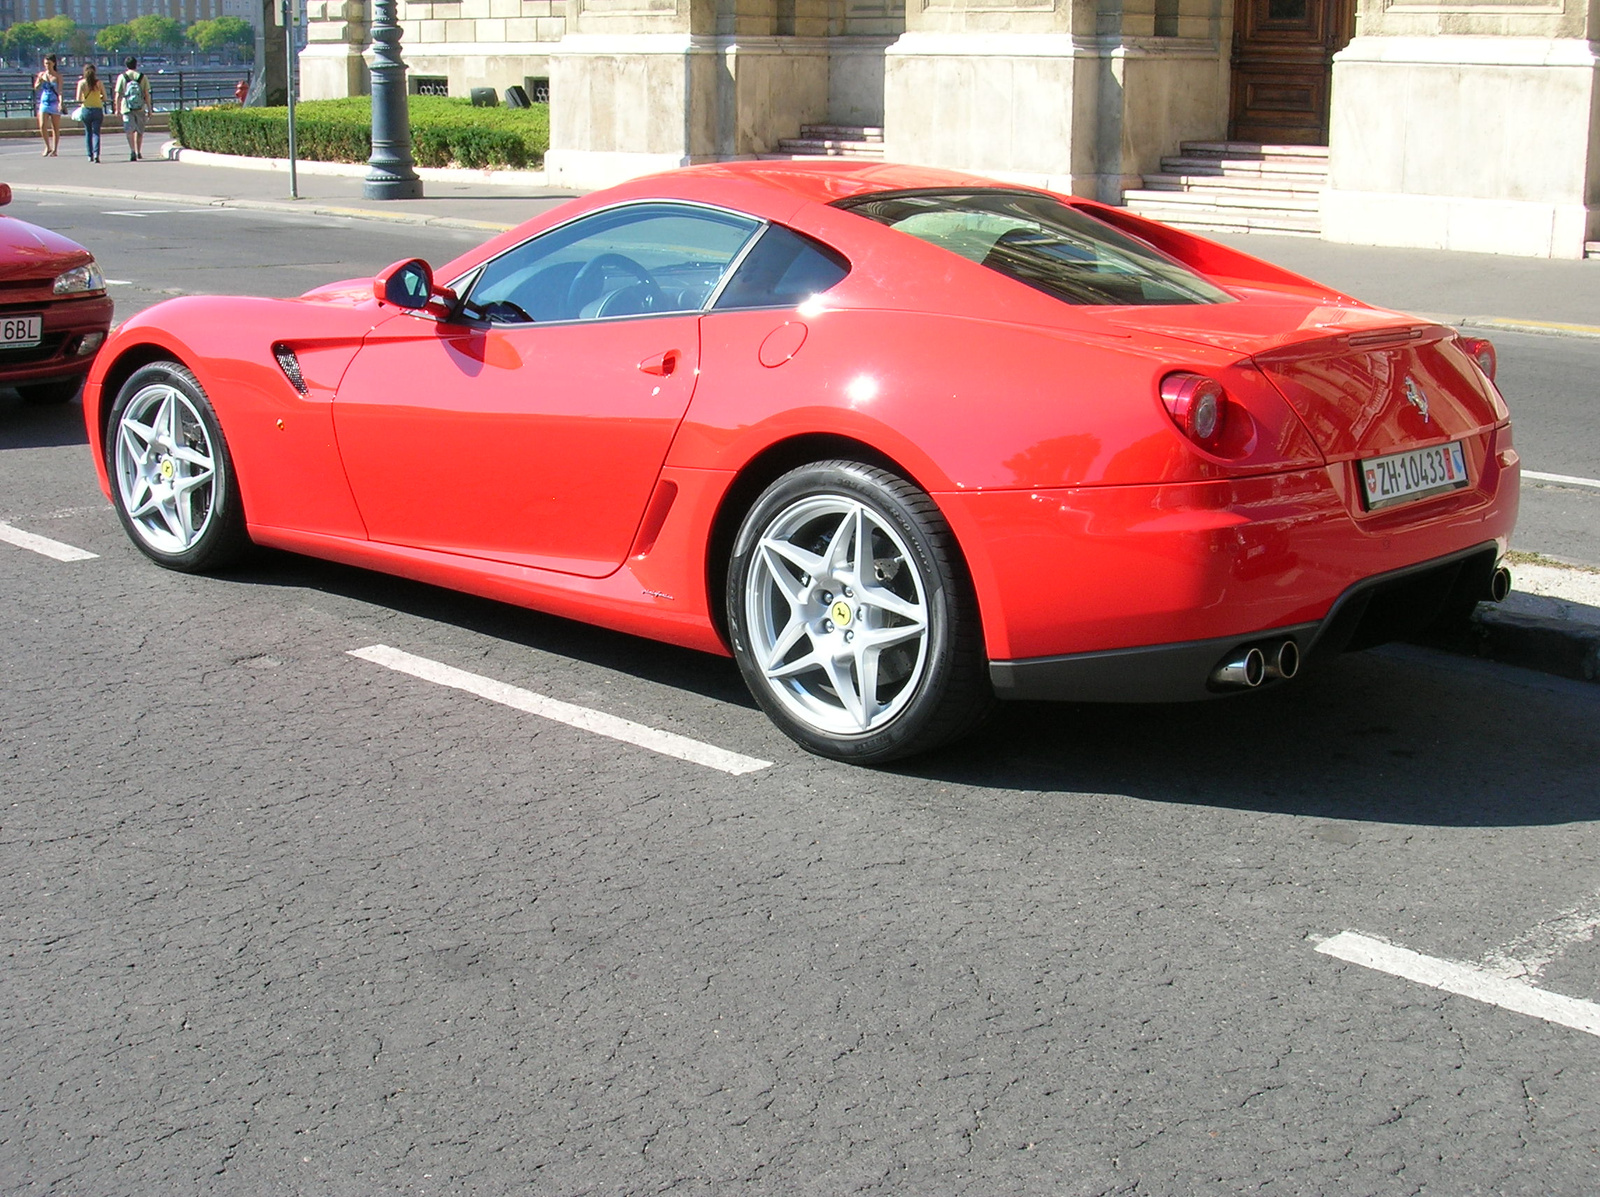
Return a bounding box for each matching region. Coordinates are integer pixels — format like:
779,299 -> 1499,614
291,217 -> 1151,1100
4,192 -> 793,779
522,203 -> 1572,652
188,16 -> 254,53
95,23 -> 136,53
127,14 -> 185,51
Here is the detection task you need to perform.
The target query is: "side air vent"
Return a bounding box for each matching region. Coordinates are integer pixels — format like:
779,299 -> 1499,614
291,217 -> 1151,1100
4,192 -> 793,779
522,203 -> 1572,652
273,343 -> 308,394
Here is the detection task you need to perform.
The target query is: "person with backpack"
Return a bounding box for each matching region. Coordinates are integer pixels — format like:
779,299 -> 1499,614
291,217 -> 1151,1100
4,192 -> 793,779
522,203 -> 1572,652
113,57 -> 150,161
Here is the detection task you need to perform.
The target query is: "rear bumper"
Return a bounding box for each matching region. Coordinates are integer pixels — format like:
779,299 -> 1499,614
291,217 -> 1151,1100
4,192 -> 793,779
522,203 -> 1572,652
989,542 -> 1501,702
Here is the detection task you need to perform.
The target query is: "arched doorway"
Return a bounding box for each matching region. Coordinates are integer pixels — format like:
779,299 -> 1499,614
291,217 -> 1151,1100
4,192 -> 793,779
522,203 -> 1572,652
1229,0 -> 1356,144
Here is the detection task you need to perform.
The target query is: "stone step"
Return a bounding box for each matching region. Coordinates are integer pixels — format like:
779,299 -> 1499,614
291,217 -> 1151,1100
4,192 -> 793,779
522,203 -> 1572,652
1587,241 -> 1600,258
1122,188 -> 1321,213
1141,173 -> 1325,197
777,138 -> 886,157
800,124 -> 883,141
1121,201 -> 1322,235
757,151 -> 886,162
1160,156 -> 1329,178
1180,140 -> 1331,160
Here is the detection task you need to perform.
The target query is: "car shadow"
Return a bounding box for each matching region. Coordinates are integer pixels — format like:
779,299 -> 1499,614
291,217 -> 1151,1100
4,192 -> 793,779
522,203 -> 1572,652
213,545 -> 1599,828
0,394 -> 88,450
900,651 -> 1600,828
228,547 -> 759,710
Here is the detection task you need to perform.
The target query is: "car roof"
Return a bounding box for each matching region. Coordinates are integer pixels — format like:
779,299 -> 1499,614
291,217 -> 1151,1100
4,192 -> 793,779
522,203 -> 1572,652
663,160 -> 1044,207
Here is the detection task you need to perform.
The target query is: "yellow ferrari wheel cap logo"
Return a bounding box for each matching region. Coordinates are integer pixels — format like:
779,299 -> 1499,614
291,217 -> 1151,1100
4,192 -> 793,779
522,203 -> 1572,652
159,458 -> 174,480
830,599 -> 852,626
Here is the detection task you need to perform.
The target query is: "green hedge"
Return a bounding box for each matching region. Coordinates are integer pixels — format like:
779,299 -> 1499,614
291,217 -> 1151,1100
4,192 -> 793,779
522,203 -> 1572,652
170,95 -> 549,169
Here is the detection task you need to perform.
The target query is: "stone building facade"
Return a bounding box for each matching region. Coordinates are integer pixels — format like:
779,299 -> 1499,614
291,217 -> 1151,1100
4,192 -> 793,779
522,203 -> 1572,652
300,0 -> 1600,258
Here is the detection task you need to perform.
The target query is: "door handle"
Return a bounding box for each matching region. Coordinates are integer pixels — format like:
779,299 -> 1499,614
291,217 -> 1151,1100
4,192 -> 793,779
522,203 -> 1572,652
637,350 -> 679,377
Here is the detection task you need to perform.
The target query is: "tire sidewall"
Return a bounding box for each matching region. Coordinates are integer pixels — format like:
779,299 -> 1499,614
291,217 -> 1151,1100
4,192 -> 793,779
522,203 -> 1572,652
106,361 -> 246,573
727,461 -> 962,763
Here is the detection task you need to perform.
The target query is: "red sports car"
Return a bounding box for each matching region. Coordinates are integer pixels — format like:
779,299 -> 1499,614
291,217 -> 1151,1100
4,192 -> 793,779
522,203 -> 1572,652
82,162 -> 1517,763
0,182 -> 112,405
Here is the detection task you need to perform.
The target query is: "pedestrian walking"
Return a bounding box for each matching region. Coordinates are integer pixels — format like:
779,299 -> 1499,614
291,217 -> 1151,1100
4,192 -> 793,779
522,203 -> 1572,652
114,57 -> 150,161
34,54 -> 61,157
76,64 -> 106,163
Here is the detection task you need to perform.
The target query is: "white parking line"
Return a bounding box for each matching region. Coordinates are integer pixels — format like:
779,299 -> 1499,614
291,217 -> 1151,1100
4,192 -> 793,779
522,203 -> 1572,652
1479,888 -> 1600,981
349,644 -> 774,776
0,521 -> 97,562
1524,470 -> 1600,492
1316,930 -> 1600,1038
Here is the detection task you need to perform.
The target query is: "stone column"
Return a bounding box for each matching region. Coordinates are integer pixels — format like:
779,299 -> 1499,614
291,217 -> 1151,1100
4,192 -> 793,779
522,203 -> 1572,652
881,0 -> 1231,200
1322,0 -> 1600,258
543,0 -> 833,190
300,0 -> 370,98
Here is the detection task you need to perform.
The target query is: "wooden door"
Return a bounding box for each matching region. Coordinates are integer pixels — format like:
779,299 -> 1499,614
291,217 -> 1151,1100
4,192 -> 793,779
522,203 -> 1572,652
1229,0 -> 1354,145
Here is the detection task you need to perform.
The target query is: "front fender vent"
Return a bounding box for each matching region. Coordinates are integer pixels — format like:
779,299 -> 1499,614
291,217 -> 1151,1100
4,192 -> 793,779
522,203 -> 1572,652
273,343 -> 307,395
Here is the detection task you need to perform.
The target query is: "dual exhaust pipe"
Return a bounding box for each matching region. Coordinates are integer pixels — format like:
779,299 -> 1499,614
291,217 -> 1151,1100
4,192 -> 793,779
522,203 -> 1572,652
1212,639 -> 1300,690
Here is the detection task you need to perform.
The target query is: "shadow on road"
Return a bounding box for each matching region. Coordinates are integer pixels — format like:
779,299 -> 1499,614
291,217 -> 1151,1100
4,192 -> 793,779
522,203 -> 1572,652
0,395 -> 88,450
208,546 -> 1600,829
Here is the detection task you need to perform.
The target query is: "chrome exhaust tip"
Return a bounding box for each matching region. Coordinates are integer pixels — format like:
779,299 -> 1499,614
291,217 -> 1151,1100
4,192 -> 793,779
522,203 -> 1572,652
1264,639 -> 1300,682
1490,566 -> 1512,603
1213,646 -> 1266,689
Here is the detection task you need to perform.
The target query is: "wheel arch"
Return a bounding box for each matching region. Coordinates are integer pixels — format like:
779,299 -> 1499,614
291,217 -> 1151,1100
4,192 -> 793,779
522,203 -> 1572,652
703,432 -> 988,651
94,340 -> 199,465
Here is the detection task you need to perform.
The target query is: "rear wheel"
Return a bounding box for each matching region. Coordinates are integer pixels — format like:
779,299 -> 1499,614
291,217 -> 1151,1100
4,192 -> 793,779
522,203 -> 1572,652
727,460 -> 991,764
107,361 -> 249,572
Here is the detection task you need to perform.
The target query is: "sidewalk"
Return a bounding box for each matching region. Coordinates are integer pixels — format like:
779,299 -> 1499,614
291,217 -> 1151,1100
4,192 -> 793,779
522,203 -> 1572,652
0,140 -> 576,233
2,140 -> 1595,685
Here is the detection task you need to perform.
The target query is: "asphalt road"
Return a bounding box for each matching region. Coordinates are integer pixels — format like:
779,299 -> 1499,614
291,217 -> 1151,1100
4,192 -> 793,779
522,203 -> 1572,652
3,199 -> 1600,1196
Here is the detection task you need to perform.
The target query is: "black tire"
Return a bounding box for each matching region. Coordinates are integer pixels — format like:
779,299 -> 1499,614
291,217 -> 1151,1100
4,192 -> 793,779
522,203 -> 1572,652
106,360 -> 249,573
17,376 -> 82,405
726,460 -> 992,764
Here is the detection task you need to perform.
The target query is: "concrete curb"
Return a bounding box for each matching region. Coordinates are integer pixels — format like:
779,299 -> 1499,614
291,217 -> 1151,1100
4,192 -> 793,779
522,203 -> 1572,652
167,145 -> 551,190
1447,602 -> 1600,683
5,180 -> 516,233
1418,312 -> 1600,341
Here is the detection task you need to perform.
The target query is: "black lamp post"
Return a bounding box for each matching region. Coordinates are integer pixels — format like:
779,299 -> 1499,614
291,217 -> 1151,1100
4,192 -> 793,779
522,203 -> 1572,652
363,0 -> 422,200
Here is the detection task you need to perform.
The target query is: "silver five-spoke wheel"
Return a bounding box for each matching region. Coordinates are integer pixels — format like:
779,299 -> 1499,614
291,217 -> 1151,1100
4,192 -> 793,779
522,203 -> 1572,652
747,495 -> 929,736
107,361 -> 248,572
728,460 -> 991,763
115,382 -> 218,554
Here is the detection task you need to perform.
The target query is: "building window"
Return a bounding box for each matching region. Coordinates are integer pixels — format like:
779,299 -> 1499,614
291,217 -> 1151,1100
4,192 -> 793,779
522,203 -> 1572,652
411,76 -> 450,96
1154,0 -> 1180,37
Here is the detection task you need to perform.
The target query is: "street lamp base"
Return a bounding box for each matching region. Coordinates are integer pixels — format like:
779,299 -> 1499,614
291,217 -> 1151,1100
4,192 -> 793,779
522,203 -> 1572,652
363,175 -> 425,201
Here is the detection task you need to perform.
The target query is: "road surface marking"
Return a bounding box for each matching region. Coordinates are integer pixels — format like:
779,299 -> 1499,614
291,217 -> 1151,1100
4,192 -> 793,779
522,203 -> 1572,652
348,644 -> 773,776
1316,930 -> 1600,1038
1523,470 -> 1600,492
0,521 -> 97,562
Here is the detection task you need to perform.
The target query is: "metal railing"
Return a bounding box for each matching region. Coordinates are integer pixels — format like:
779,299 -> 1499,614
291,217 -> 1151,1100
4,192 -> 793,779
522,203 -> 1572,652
0,68 -> 252,117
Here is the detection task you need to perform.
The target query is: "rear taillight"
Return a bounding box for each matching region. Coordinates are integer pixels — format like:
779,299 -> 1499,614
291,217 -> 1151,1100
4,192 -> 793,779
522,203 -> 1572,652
1458,336 -> 1496,381
1160,372 -> 1227,451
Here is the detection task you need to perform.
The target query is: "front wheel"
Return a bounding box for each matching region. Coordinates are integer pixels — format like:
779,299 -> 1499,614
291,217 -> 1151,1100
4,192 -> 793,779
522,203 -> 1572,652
726,460 -> 992,764
107,360 -> 249,572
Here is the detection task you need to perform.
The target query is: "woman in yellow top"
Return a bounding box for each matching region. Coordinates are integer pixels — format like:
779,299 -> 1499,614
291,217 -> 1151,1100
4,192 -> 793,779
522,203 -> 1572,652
75,65 -> 106,164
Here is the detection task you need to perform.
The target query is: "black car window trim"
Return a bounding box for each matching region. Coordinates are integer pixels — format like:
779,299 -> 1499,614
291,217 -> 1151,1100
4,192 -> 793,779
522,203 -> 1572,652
830,186 -> 1232,307
452,199 -> 767,328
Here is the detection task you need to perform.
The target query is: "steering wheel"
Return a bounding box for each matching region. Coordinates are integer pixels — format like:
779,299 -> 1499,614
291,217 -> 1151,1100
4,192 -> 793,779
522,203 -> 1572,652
565,253 -> 662,317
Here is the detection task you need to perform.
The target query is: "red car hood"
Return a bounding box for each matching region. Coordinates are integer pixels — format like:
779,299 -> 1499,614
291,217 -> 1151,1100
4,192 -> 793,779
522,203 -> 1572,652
1102,291 -> 1506,460
0,214 -> 91,280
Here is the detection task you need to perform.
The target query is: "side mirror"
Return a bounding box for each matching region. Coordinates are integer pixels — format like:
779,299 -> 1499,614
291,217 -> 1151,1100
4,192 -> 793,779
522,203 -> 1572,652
374,258 -> 435,310
0,183 -> 12,207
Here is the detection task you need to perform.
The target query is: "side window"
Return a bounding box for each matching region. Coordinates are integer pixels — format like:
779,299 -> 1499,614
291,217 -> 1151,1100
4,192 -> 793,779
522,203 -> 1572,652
713,224 -> 850,311
464,203 -> 761,324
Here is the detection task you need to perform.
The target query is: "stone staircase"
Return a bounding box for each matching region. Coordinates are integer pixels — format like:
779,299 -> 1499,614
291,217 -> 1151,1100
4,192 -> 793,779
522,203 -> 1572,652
1120,142 -> 1329,237
760,124 -> 885,161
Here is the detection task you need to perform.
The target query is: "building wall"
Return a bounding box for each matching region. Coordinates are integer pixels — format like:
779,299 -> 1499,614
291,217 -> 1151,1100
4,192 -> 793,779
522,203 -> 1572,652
1323,0 -> 1600,257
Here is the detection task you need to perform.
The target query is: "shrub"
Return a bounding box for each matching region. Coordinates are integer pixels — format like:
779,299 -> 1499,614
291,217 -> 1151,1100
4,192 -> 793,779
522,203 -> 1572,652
170,95 -> 549,169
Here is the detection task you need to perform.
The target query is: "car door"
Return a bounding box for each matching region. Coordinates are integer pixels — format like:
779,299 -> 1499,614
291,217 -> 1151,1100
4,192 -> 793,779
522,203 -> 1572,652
332,202 -> 762,577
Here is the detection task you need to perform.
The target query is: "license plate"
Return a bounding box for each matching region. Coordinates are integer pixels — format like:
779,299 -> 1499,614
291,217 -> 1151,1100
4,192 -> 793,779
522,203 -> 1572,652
1361,441 -> 1470,510
0,315 -> 42,348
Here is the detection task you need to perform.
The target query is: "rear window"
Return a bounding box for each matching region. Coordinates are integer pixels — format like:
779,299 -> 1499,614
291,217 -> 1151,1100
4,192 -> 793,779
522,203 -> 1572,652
836,189 -> 1230,307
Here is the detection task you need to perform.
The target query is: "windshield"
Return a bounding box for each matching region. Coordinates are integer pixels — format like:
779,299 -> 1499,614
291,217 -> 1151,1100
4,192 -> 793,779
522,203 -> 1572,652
836,189 -> 1231,307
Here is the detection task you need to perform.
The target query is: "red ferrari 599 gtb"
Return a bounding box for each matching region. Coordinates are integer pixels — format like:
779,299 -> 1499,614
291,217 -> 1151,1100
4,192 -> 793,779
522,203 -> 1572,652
82,161 -> 1518,763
